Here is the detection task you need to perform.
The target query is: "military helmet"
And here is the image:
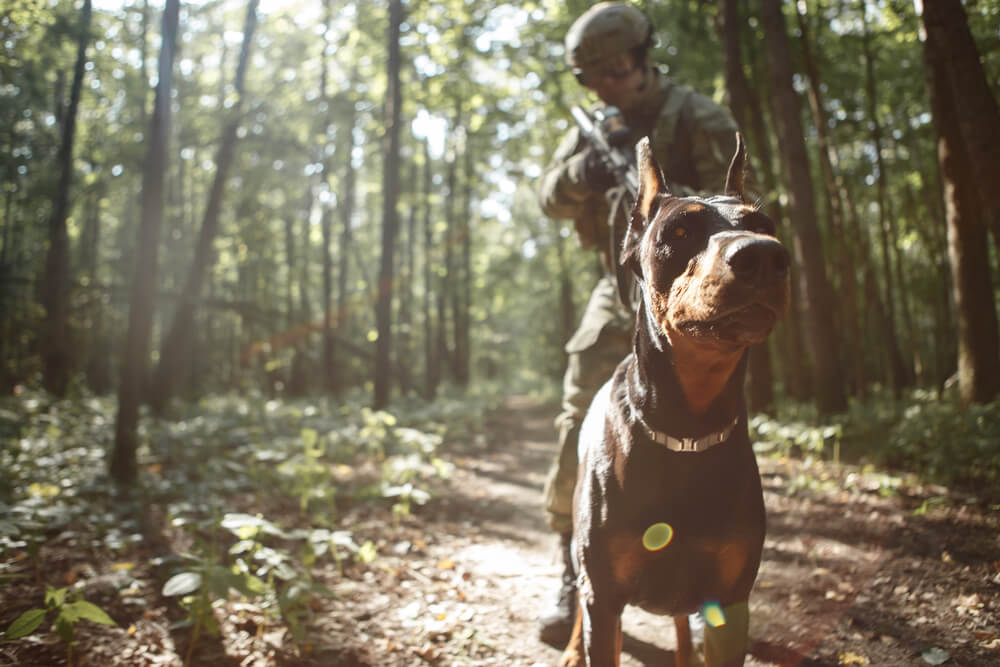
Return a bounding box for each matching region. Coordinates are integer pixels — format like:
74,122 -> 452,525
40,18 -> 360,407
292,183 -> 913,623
564,2 -> 654,70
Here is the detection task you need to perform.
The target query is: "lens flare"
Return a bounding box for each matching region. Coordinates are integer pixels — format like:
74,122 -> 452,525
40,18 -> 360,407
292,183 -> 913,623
701,601 -> 726,628
642,522 -> 674,551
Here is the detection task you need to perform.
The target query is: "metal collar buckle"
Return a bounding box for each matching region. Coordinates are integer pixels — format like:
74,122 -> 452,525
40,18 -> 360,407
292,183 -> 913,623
641,415 -> 739,453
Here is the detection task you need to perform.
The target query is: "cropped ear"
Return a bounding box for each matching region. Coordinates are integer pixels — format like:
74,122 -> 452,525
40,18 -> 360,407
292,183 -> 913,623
724,132 -> 747,202
621,137 -> 669,275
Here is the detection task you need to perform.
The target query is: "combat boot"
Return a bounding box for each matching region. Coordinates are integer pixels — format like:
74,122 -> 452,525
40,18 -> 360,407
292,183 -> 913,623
537,532 -> 577,646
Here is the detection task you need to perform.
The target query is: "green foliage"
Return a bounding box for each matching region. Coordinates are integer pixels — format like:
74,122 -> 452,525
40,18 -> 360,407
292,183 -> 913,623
882,394 -> 1000,493
751,391 -> 1000,502
0,387 -> 488,657
4,585 -> 115,665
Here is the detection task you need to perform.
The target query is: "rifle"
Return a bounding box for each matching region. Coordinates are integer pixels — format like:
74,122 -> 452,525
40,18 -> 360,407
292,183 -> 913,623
570,105 -> 638,306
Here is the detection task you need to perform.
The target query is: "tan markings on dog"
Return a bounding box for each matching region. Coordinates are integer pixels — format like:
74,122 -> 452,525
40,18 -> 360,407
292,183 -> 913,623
608,533 -> 649,587
673,615 -> 693,667
715,540 -> 751,590
669,335 -> 744,415
559,602 -> 586,667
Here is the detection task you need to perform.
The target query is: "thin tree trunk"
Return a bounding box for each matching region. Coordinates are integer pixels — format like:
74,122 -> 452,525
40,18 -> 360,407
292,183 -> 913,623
743,7 -> 808,402
283,212 -> 296,329
717,0 -> 775,413
919,0 -> 1000,405
148,0 -> 258,413
760,0 -> 846,414
860,3 -> 912,396
41,0 -> 91,397
456,141 -> 472,386
111,0 -> 180,486
422,140 -> 438,400
335,100 -> 357,395
373,0 -> 403,409
397,159 -> 417,395
444,110 -> 460,382
794,0 -> 866,399
319,0 -> 335,393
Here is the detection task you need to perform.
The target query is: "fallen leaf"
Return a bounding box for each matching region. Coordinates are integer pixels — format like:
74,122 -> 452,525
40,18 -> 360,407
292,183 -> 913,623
921,647 -> 950,665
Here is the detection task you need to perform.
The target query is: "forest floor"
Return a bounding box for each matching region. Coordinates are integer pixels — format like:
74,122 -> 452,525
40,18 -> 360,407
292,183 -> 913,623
2,396 -> 999,666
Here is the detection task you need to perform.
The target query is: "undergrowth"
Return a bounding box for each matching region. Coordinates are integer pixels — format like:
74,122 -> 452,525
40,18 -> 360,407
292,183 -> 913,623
750,388 -> 1000,503
0,386 -> 491,661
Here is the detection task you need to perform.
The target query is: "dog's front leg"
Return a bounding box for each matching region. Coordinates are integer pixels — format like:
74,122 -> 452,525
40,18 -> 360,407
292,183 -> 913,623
581,597 -> 623,667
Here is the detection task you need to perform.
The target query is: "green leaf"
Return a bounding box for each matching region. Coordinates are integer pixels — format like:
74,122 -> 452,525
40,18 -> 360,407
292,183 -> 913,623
5,608 -> 46,639
54,615 -> 74,643
162,572 -> 203,597
45,586 -> 67,608
65,601 -> 115,626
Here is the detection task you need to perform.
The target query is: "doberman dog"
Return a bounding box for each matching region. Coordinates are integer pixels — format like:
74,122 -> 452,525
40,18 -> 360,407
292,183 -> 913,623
559,135 -> 790,667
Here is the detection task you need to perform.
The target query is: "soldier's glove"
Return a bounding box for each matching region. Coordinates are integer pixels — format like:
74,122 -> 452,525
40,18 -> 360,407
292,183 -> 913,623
580,147 -> 617,192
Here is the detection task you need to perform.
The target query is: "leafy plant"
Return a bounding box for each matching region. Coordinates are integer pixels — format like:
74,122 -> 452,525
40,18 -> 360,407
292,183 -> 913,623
162,547 -> 267,667
4,586 -> 115,665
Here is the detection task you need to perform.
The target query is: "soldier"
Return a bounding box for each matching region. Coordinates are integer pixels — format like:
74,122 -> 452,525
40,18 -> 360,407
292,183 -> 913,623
536,1 -> 746,645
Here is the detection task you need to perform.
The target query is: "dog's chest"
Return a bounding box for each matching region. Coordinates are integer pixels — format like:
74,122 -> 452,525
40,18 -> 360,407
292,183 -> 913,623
604,444 -> 766,614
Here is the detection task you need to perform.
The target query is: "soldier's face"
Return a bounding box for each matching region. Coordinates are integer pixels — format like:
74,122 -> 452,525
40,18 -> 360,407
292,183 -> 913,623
580,52 -> 646,111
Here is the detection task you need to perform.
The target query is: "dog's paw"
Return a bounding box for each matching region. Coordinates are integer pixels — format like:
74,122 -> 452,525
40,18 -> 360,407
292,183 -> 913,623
558,649 -> 585,667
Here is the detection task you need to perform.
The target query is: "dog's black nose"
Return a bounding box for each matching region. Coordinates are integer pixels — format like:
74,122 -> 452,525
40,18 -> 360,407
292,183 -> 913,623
726,238 -> 790,284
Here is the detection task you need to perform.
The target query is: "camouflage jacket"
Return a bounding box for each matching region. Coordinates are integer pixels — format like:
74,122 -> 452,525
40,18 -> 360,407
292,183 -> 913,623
537,69 -> 739,268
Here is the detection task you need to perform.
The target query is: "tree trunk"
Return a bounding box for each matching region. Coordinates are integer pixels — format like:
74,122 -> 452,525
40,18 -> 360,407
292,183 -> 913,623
373,0 -> 403,409
455,141 -> 472,385
793,0 -> 867,399
335,100 -> 357,395
717,0 -> 775,414
111,0 -> 180,486
443,110 -> 460,383
148,0 -> 258,414
397,159 -> 417,395
319,0 -> 336,393
422,140 -> 439,400
41,0 -> 91,397
743,6 -> 808,402
759,0 -> 846,414
919,1 -> 1000,405
921,0 -> 1000,259
860,3 -> 912,396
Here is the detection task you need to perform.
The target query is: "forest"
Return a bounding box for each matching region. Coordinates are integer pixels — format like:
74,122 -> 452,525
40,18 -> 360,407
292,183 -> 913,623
1,0 -> 999,665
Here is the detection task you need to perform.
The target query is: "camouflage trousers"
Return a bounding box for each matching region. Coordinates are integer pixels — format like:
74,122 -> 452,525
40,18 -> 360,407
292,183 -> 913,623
543,274 -> 632,534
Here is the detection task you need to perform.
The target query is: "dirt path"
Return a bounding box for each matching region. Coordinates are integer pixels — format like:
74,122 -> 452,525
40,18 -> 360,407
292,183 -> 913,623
6,397 -> 995,666
317,397 -> 1000,666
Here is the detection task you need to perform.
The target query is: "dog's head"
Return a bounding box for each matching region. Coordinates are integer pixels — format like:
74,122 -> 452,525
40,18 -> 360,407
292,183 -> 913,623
621,135 -> 790,348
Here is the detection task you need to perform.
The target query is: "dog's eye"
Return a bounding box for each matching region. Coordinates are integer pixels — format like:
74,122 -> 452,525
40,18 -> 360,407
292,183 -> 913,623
672,225 -> 688,240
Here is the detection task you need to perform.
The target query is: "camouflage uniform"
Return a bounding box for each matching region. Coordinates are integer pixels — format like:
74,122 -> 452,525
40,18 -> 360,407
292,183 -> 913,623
538,69 -> 740,533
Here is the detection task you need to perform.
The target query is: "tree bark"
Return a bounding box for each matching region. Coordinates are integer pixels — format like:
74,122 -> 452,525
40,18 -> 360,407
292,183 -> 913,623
397,159 -> 417,395
335,97 -> 357,395
759,0 -> 846,414
147,0 -> 258,413
373,0 -> 403,409
422,140 -> 439,400
111,0 -> 180,486
41,0 -> 91,397
921,0 -> 1000,259
860,3 -> 913,396
717,0 -> 775,414
794,0 -> 868,399
918,1 -> 1000,405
